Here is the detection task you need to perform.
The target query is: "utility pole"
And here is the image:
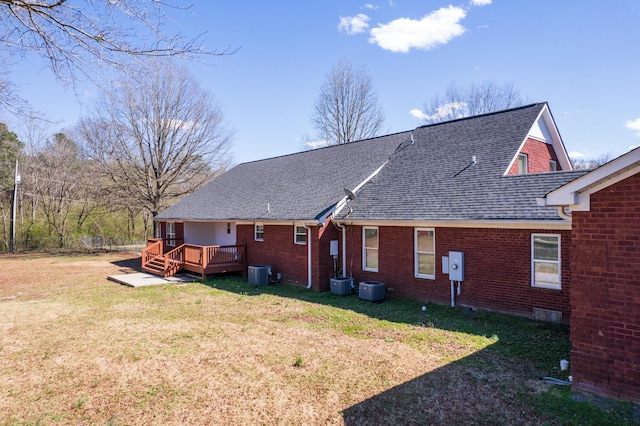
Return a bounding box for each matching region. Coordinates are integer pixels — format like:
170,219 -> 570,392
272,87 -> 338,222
10,159 -> 20,253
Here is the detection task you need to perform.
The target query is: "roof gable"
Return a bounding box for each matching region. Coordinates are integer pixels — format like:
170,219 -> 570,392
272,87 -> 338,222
335,103 -> 585,224
504,103 -> 573,175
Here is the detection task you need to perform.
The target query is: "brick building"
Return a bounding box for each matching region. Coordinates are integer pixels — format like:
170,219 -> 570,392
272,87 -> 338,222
154,102 -> 586,321
542,148 -> 640,403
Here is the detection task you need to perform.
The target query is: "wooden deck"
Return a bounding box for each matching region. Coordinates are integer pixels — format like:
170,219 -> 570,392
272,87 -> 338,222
142,239 -> 247,279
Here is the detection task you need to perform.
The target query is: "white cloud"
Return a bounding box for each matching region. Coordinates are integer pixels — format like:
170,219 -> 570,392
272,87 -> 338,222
303,139 -> 330,149
470,0 -> 492,6
409,102 -> 467,121
409,109 -> 428,120
625,117 -> 640,136
338,14 -> 370,35
363,3 -> 378,10
369,6 -> 467,53
568,151 -> 589,159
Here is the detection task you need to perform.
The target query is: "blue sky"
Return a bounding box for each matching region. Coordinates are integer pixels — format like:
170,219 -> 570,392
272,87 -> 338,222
4,1 -> 640,165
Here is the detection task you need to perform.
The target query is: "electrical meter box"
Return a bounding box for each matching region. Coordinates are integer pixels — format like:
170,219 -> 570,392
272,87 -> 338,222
330,240 -> 339,257
448,251 -> 464,281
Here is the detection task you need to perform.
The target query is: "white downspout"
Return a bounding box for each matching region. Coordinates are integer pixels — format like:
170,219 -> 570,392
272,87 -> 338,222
557,206 -> 572,221
334,222 -> 347,277
304,225 -> 313,289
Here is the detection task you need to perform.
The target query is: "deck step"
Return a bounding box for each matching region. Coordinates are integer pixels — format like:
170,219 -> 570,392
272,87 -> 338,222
143,256 -> 167,276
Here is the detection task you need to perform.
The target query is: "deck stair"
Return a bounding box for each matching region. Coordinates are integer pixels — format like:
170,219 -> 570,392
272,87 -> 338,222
143,256 -> 167,276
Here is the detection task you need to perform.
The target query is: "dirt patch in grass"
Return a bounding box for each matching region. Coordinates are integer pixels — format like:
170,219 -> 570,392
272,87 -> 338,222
0,253 -> 634,425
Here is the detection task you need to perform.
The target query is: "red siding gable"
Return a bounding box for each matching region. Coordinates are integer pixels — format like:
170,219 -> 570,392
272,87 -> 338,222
507,138 -> 562,175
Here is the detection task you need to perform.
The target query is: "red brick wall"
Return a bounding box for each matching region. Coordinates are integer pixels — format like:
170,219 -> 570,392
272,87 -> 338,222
569,173 -> 640,403
237,221 -> 340,291
346,225 -> 572,319
507,138 -> 561,174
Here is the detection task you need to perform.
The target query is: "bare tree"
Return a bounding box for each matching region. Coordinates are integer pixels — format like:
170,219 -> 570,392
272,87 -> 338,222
310,60 -> 385,146
79,60 -> 233,237
571,153 -> 614,170
0,0 -> 234,119
414,81 -> 527,124
26,133 -> 87,247
0,122 -> 22,250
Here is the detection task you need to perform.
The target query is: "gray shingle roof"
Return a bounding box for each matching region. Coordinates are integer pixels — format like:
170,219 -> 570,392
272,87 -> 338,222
156,131 -> 410,222
158,103 -> 586,224
338,103 -> 587,222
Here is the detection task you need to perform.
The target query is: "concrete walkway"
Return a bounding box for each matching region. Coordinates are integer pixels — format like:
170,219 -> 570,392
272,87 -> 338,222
108,272 -> 198,288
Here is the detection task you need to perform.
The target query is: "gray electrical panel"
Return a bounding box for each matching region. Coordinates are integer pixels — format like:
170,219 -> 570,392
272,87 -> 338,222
448,251 -> 464,281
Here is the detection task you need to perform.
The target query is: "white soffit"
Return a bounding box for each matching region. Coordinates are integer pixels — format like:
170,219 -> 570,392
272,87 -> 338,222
530,116 -> 552,143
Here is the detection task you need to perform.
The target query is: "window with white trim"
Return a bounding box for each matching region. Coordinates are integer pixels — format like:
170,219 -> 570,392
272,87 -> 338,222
415,228 -> 435,279
532,234 -> 561,289
363,227 -> 378,272
294,225 -> 307,245
166,221 -> 176,247
255,224 -> 264,241
549,160 -> 557,172
518,153 -> 528,174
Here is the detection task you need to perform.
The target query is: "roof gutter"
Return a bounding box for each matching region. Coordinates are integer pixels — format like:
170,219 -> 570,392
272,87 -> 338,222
332,218 -> 572,230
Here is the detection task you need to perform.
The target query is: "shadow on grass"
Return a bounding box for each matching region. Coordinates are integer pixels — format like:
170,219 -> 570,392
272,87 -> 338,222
110,255 -> 142,273
89,263 -> 635,425
204,275 -> 570,374
341,347 -> 637,426
203,276 -> 638,425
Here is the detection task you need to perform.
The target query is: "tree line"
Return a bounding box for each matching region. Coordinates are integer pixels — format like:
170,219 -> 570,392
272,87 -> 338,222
0,60 -> 232,252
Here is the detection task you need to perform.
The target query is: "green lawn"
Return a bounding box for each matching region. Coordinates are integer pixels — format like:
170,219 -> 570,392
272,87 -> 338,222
0,253 -> 637,425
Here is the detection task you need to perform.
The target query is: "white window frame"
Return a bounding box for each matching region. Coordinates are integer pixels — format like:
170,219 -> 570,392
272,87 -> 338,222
549,160 -> 557,172
363,226 -> 379,272
531,233 -> 561,290
166,221 -> 176,247
518,153 -> 528,174
227,222 -> 231,234
294,225 -> 307,245
254,224 -> 264,241
414,228 -> 436,279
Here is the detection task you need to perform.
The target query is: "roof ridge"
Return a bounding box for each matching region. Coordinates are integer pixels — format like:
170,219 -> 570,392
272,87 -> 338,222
236,129 -> 414,166
416,102 -> 547,130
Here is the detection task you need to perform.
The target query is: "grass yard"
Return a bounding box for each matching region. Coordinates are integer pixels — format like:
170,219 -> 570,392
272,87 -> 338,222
0,253 -> 638,425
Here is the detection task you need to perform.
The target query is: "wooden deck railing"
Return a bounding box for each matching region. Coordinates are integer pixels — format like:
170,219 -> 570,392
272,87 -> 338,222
142,240 -> 246,279
141,239 -> 163,270
164,245 -> 186,277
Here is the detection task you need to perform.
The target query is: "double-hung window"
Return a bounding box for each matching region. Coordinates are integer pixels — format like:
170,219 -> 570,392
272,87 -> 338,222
532,234 -> 561,289
166,222 -> 176,247
363,227 -> 378,272
518,153 -> 528,174
255,224 -> 264,241
294,225 -> 307,245
415,228 -> 435,279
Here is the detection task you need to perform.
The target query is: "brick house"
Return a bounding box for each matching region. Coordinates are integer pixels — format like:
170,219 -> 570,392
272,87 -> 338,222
152,130 -> 408,289
153,103 -> 585,319
541,147 -> 640,403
